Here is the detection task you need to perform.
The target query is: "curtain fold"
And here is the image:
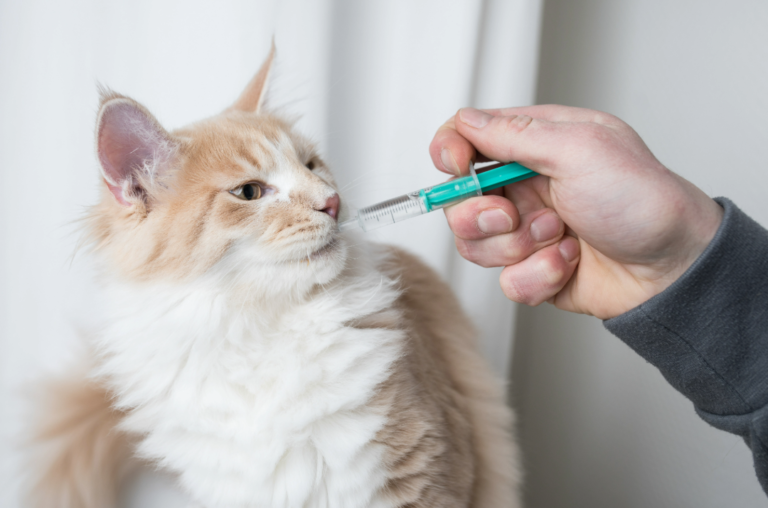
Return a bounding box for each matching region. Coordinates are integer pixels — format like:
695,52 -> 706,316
452,0 -> 544,378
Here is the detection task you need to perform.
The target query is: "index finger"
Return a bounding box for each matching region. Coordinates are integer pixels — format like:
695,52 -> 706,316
429,105 -> 622,177
483,105 -> 622,126
429,116 -> 478,176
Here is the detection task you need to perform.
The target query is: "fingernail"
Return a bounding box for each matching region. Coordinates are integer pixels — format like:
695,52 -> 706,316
530,213 -> 562,242
559,237 -> 580,262
441,148 -> 459,176
459,108 -> 492,129
477,208 -> 513,235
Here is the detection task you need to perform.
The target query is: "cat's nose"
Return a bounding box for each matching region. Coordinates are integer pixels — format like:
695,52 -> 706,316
318,193 -> 340,220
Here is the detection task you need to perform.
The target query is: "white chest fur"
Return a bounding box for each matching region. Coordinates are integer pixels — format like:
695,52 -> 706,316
95,258 -> 404,508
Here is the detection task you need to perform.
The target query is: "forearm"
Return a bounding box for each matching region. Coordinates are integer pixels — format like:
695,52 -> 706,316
605,198 -> 768,493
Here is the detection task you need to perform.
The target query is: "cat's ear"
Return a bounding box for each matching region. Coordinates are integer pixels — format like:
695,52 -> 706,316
96,90 -> 177,207
229,41 -> 275,114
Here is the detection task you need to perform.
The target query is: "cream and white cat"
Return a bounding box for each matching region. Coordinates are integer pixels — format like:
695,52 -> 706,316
25,47 -> 522,508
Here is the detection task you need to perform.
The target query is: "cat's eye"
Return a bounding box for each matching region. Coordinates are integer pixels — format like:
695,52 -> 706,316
305,159 -> 316,170
230,183 -> 262,201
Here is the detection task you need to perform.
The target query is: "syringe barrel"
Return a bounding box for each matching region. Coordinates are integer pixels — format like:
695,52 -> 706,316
421,177 -> 480,211
355,191 -> 428,231
349,163 -> 537,232
421,162 -> 536,211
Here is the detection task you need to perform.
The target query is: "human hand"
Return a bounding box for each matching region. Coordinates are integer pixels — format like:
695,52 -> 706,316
429,105 -> 723,319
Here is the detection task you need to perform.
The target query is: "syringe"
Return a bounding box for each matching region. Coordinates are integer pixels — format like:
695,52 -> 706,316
339,162 -> 538,232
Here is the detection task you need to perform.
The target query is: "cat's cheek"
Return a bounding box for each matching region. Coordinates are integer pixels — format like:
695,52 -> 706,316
311,167 -> 337,187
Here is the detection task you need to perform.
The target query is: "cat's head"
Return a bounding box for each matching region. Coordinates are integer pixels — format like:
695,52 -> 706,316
87,46 -> 347,297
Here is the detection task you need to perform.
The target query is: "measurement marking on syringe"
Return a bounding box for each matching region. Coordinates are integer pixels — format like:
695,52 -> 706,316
344,164 -> 536,232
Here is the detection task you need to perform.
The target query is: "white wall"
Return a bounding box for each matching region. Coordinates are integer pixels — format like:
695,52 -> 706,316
512,1 -> 768,507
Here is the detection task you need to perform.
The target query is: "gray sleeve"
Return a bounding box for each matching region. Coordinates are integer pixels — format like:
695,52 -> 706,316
604,197 -> 768,495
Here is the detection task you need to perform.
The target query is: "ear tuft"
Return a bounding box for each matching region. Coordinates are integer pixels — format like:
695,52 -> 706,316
96,84 -> 125,109
96,93 -> 176,207
229,40 -> 276,114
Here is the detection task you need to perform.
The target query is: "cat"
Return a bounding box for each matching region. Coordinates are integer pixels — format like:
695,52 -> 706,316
24,46 -> 523,508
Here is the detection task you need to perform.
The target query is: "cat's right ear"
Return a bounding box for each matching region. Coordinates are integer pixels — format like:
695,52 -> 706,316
229,41 -> 275,114
96,90 -> 177,207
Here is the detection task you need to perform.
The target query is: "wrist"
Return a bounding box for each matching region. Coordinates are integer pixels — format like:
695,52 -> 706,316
635,186 -> 724,311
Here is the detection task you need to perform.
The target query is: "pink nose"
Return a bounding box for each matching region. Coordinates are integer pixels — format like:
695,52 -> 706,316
319,193 -> 340,220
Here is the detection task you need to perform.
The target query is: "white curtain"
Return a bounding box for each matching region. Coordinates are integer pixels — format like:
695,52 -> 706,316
0,0 -> 543,505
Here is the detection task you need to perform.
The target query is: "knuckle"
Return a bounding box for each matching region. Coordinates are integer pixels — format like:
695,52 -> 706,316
500,269 -> 539,306
502,279 -> 538,307
501,238 -> 525,263
579,122 -> 607,140
592,111 -> 621,127
572,123 -> 616,155
538,256 -> 566,286
497,116 -> 535,162
500,227 -> 536,262
500,276 -> 526,304
458,239 -> 496,268
478,259 -> 494,269
499,114 -> 534,134
430,127 -> 453,151
455,238 -> 476,263
446,208 -> 475,238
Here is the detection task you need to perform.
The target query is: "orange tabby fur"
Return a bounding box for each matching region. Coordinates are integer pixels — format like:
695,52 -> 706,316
374,248 -> 522,506
25,369 -> 132,508
26,46 -> 522,507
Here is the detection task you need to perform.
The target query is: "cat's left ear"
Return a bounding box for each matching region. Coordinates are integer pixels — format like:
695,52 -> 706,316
229,41 -> 275,114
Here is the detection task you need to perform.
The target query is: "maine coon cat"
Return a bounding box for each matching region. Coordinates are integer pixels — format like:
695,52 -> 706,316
25,46 -> 522,508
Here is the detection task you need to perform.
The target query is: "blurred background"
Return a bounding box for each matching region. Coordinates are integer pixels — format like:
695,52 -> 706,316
1,0 -> 767,506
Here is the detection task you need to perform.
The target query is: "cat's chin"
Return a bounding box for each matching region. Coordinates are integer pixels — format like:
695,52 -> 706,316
217,233 -> 349,296
292,236 -> 348,286
306,237 -> 340,260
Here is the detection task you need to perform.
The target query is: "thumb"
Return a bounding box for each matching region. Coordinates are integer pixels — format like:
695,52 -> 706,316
455,108 -> 567,176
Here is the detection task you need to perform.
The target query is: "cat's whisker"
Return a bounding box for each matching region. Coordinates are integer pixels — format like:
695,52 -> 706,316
337,172 -> 372,190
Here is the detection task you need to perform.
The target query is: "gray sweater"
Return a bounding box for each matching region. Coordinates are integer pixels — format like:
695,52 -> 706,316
605,198 -> 768,495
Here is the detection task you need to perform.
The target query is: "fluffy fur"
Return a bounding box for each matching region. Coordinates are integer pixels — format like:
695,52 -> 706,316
25,47 -> 522,507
